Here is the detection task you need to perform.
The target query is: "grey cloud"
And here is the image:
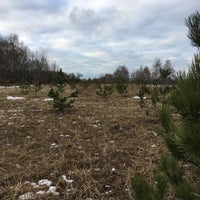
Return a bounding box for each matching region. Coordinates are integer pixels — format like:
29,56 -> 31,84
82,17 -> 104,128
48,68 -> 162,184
0,0 -> 66,14
69,7 -> 130,38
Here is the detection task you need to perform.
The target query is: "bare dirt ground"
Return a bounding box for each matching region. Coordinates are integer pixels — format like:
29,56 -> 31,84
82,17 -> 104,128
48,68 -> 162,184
0,85 -> 168,200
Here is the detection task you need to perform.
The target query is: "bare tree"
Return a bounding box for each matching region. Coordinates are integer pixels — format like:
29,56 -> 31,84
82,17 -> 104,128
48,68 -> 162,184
113,66 -> 129,82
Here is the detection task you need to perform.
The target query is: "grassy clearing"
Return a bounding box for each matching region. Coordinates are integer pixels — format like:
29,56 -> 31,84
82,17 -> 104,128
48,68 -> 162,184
0,85 -> 167,199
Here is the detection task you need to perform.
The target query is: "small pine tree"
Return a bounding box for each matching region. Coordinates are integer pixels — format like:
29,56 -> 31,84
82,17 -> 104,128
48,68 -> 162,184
131,172 -> 168,200
131,174 -> 153,200
138,84 -> 150,108
48,69 -> 74,112
96,84 -> 114,99
70,88 -> 79,98
116,81 -> 128,96
19,82 -> 30,95
33,81 -> 42,96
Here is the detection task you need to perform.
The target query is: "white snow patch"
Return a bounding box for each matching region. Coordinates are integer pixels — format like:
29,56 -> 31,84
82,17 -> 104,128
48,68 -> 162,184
7,96 -> 25,100
133,96 -> 147,99
36,190 -> 46,195
38,179 -> 52,187
62,175 -> 74,183
152,131 -> 158,137
0,85 -> 19,88
60,134 -> 71,138
51,143 -> 59,148
18,179 -> 59,198
48,186 -> 59,195
111,167 -> 116,172
104,190 -> 112,194
43,98 -> 53,101
18,192 -> 35,200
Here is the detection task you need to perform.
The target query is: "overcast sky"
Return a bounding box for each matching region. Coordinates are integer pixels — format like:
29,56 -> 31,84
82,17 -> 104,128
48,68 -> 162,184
0,0 -> 199,78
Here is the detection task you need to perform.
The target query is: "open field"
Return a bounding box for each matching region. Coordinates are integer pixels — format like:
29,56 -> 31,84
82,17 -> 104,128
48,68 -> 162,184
0,85 -> 174,199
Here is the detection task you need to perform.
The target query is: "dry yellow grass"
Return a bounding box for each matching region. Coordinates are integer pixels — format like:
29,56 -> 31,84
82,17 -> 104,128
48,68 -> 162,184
0,84 -> 168,200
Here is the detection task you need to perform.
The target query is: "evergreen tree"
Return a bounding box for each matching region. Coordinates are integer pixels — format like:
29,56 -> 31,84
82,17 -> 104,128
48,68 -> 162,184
115,80 -> 128,97
96,83 -> 114,99
132,11 -> 200,199
48,69 -> 74,112
167,11 -> 200,166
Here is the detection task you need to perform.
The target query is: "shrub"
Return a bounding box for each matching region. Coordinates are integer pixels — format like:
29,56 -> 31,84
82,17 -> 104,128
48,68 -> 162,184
48,69 -> 74,112
19,82 -> 30,95
116,81 -> 128,96
96,84 -> 114,99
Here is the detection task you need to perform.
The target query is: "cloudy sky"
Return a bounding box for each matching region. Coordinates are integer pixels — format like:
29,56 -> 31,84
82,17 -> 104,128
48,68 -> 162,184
0,0 -> 199,78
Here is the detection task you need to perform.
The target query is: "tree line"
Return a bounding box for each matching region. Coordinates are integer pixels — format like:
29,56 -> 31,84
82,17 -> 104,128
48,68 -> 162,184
0,33 -> 58,84
98,59 -> 176,85
0,33 -> 176,85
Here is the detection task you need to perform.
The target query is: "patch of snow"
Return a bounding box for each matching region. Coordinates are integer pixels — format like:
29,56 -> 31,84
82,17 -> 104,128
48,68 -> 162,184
36,191 -> 46,195
18,192 -> 35,200
104,190 -> 112,194
111,167 -> 116,172
48,186 -> 59,195
20,179 -> 60,198
133,96 -> 147,99
105,185 -> 111,188
51,143 -> 59,148
62,175 -> 74,183
7,96 -> 25,100
0,85 -> 19,88
152,131 -> 158,137
43,98 -> 53,101
8,109 -> 18,113
38,179 -> 52,187
60,134 -> 71,138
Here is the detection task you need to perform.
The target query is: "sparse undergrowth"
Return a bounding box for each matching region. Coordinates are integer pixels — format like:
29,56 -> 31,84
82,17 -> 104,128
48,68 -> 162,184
0,85 -> 198,200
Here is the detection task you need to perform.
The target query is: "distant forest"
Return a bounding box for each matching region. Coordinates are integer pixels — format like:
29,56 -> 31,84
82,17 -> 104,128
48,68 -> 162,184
0,33 -> 177,85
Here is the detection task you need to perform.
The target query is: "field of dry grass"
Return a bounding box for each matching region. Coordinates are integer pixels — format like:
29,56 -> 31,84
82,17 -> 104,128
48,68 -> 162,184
0,84 -> 168,200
